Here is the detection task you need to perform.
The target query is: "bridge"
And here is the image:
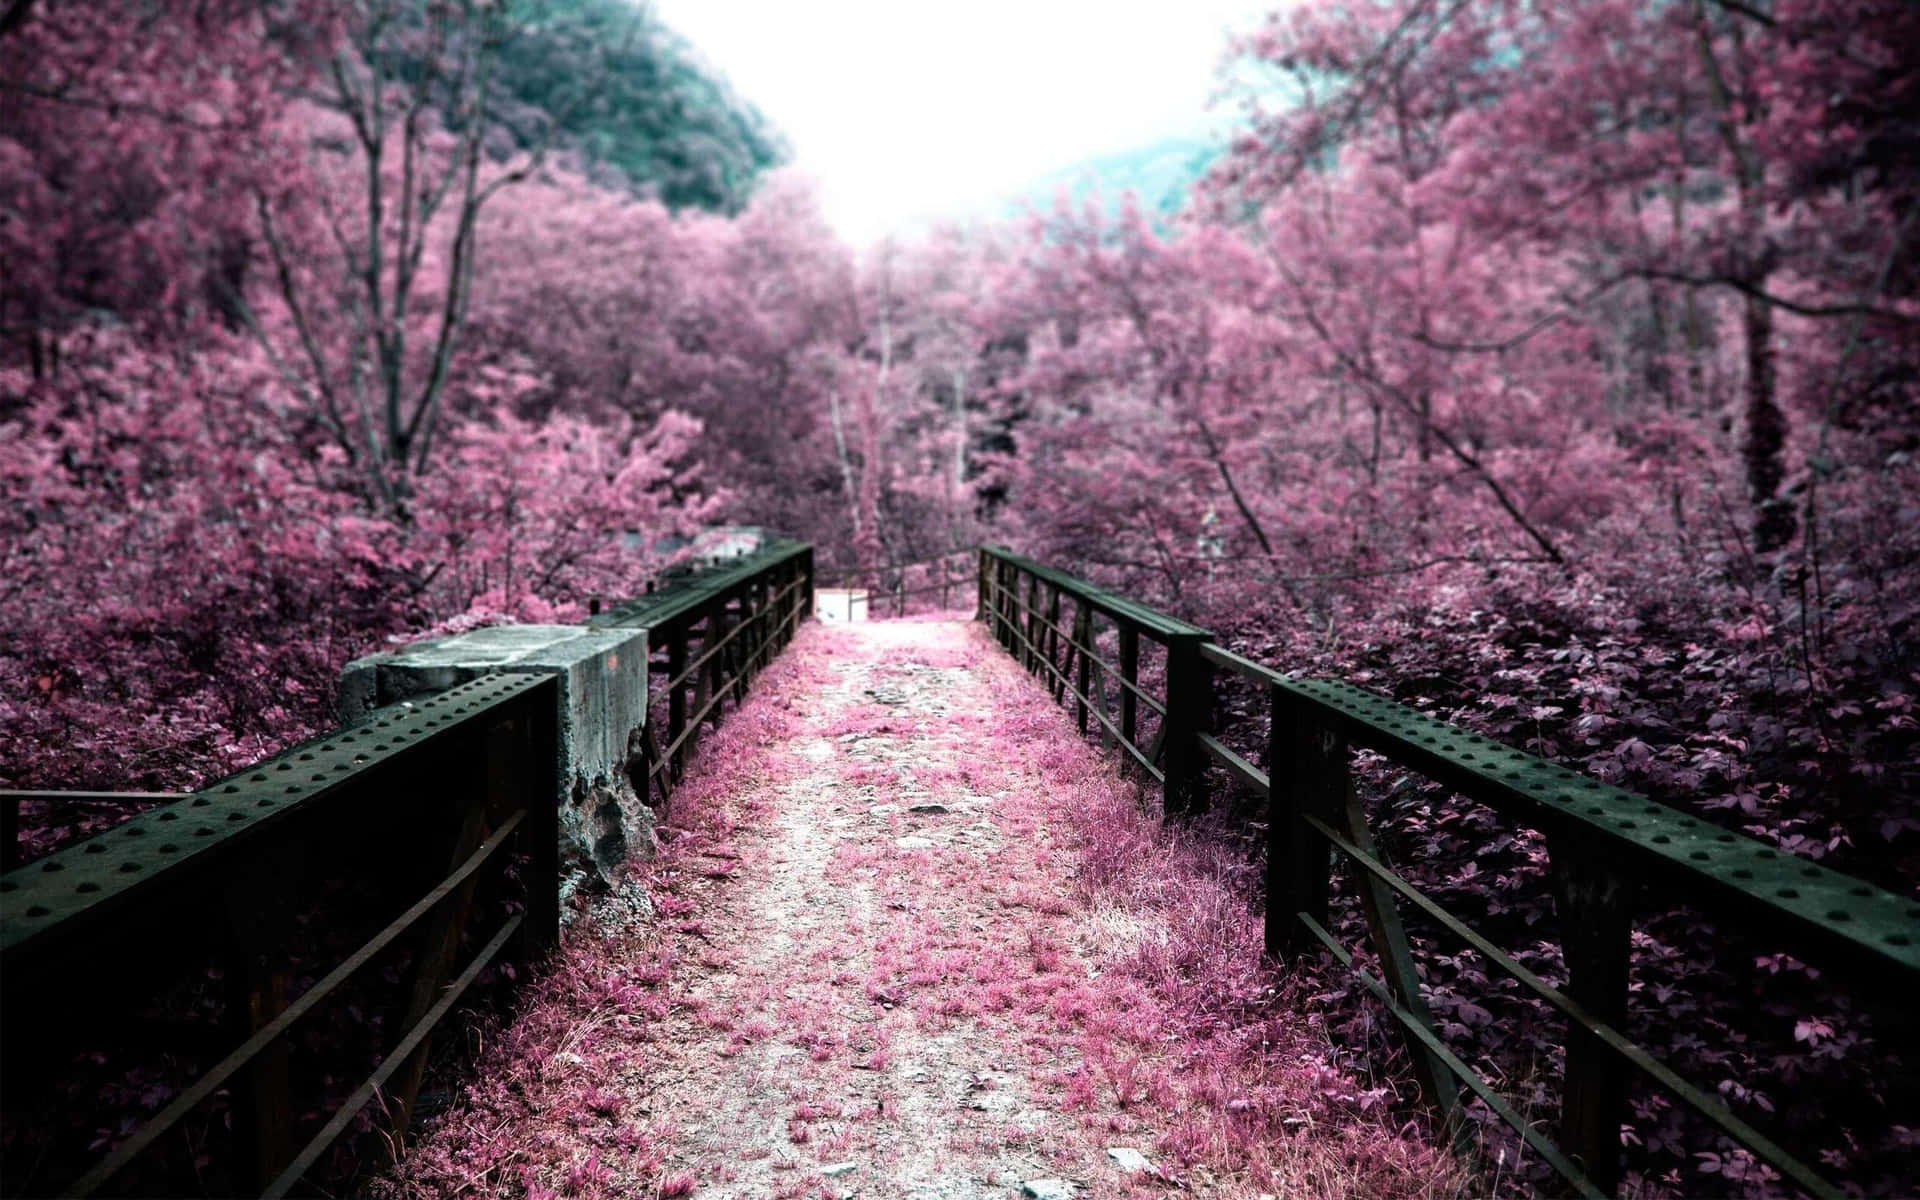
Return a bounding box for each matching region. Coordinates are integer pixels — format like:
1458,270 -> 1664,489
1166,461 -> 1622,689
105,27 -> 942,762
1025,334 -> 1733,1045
1,545 -> 1914,1198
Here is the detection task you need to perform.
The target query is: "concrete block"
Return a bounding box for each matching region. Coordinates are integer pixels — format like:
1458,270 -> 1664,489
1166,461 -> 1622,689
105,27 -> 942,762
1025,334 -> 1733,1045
339,623 -> 652,882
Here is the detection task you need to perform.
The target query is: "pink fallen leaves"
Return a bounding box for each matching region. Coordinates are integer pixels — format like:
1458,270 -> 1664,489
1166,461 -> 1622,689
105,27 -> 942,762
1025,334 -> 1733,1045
374,620 -> 1465,1199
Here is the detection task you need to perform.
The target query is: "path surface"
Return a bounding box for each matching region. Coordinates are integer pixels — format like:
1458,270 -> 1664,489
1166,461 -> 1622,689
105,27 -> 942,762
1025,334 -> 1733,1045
378,620 -> 1457,1200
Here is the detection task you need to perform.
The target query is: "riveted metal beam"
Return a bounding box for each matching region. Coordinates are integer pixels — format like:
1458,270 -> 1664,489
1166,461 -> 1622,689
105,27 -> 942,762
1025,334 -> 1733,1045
1273,675 -> 1920,983
0,673 -> 554,960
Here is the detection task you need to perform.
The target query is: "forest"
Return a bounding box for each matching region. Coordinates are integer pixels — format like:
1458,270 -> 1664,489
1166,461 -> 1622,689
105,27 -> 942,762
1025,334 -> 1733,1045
2,0 -> 1916,1196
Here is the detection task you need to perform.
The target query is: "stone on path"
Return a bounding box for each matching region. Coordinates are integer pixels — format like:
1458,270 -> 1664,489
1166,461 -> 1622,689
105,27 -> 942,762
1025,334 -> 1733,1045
894,835 -> 936,849
908,802 -> 949,813
1106,1146 -> 1153,1173
821,1161 -> 857,1178
1021,1181 -> 1076,1200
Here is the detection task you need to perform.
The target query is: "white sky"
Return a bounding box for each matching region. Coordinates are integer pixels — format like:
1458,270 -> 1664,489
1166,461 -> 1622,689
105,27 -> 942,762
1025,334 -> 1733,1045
648,0 -> 1278,247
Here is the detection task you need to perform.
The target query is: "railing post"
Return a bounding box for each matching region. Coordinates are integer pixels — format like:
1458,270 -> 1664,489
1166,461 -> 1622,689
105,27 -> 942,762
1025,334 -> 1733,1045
1073,602 -> 1092,735
1271,693 -> 1463,1134
1161,632 -> 1210,817
667,625 -> 688,782
1045,586 -> 1064,700
1268,687 -> 1330,958
976,550 -> 989,621
694,602 -> 718,737
1024,573 -> 1041,673
1006,560 -> 1021,645
1119,626 -> 1139,745
223,849 -> 301,1191
1551,839 -> 1635,1193
519,691 -> 560,958
801,545 -> 815,632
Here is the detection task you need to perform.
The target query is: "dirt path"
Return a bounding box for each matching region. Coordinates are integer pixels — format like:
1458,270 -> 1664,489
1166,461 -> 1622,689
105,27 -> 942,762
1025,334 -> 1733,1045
379,619 -> 1459,1200
617,619 -> 1162,1199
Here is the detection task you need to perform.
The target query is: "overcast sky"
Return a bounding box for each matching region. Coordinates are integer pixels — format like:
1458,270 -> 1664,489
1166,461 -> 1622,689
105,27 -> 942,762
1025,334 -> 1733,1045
648,0 -> 1278,246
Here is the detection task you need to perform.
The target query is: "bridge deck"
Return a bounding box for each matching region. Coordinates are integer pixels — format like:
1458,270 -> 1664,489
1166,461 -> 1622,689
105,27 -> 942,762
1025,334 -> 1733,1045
374,618 -> 1452,1200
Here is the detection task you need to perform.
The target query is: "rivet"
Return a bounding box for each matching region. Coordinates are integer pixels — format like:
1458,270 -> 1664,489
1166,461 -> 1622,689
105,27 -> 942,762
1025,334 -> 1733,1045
26,905 -> 50,916
1777,888 -> 1800,899
194,828 -> 213,837
122,827 -> 143,837
1689,851 -> 1710,861
1732,869 -> 1753,880
223,785 -> 240,794
1849,886 -> 1872,898
1889,934 -> 1913,947
227,813 -> 245,822
118,862 -> 140,873
192,798 -> 211,807
84,844 -> 105,855
40,861 -> 63,873
1826,910 -> 1851,922
251,773 -> 268,782
158,812 -> 178,822
159,844 -> 179,853
275,763 -> 292,772
298,753 -> 314,762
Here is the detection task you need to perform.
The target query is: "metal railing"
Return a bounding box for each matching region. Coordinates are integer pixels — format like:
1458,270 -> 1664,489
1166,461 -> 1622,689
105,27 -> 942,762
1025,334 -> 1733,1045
826,548 -> 975,618
977,546 -> 1920,1198
0,540 -> 816,1196
595,539 -> 813,804
1,674 -> 560,1197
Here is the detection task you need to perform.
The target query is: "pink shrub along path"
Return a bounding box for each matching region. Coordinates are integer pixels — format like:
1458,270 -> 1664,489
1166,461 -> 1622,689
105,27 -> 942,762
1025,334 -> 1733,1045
376,618 -> 1466,1199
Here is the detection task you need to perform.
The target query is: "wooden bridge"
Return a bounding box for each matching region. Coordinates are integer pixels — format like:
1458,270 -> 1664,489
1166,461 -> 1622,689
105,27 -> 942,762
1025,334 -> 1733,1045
1,544 -> 1914,1198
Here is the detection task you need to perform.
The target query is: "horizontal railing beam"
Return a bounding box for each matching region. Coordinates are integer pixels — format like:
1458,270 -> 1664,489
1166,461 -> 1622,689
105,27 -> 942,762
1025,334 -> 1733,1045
0,673 -> 555,960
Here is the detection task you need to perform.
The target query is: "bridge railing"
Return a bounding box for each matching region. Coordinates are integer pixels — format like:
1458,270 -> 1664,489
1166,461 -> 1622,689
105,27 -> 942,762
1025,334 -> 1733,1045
977,545 -> 1919,1199
594,539 -> 813,804
823,548 -> 975,618
0,541 -> 814,1197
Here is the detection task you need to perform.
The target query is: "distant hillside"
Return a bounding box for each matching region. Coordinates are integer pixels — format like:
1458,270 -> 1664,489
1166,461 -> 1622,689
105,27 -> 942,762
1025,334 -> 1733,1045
1006,134 -> 1221,224
492,0 -> 787,214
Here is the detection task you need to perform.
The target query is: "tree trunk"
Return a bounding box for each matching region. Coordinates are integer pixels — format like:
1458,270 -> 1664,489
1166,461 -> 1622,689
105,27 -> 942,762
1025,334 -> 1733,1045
827,387 -> 861,542
1742,284 -> 1794,553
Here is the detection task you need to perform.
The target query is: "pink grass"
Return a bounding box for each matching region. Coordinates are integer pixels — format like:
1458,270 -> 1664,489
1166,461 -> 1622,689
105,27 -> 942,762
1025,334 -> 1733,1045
369,619 -> 1470,1200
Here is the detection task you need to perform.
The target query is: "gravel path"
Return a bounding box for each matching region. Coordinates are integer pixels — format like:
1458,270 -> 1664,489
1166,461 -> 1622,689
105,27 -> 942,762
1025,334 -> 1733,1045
376,618 -> 1459,1200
